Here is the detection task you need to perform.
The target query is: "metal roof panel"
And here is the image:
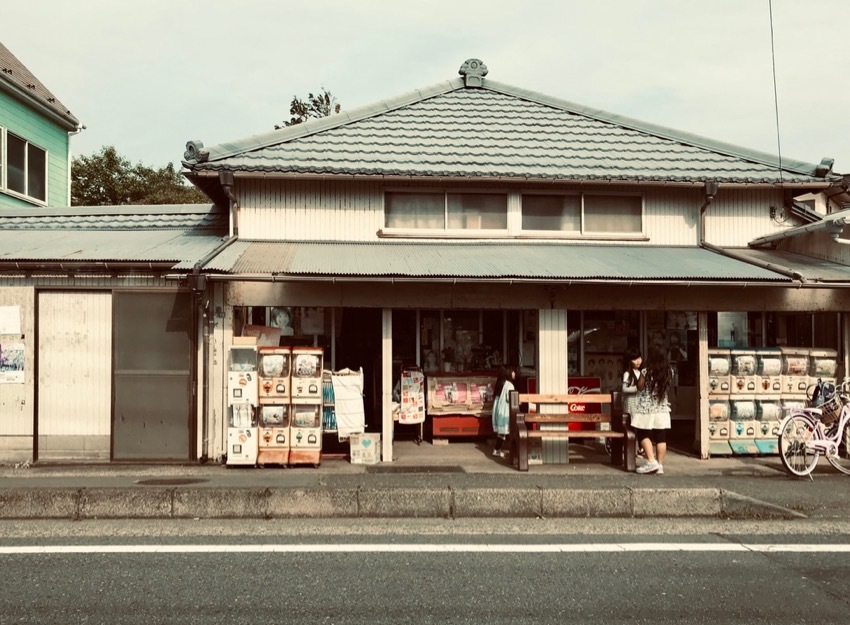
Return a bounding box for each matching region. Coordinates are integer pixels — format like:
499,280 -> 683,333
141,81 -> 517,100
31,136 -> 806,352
215,241 -> 790,282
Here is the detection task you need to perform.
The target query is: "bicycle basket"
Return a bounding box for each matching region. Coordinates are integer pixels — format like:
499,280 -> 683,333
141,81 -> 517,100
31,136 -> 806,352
819,394 -> 843,425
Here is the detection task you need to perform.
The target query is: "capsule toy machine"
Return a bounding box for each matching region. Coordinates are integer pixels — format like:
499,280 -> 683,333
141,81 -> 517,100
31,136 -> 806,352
291,347 -> 324,401
708,397 -> 732,455
227,344 -> 259,466
779,347 -> 810,400
290,347 -> 324,466
730,350 -> 757,395
808,348 -> 838,392
755,348 -> 782,396
728,396 -> 759,455
257,404 -> 291,466
258,347 -> 292,402
754,396 -> 782,454
289,402 -> 322,467
707,349 -> 732,396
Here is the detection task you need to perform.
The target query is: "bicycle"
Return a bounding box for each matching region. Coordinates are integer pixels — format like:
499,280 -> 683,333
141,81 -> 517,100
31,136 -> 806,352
777,377 -> 850,478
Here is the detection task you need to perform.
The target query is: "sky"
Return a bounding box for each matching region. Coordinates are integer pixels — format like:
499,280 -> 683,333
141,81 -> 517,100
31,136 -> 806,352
5,0 -> 849,174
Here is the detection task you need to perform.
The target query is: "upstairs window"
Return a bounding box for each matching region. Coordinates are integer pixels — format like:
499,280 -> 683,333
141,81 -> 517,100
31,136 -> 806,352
522,192 -> 642,234
2,129 -> 47,204
385,191 -> 507,231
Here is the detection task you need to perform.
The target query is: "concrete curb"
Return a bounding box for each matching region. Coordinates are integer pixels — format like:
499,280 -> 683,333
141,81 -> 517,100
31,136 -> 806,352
0,486 -> 805,520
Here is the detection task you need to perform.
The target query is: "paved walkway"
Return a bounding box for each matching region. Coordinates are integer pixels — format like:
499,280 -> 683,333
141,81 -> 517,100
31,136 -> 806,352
1,441 -> 848,521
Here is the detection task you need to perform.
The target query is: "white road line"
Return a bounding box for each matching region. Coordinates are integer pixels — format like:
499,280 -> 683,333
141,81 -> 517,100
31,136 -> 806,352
1,543 -> 850,554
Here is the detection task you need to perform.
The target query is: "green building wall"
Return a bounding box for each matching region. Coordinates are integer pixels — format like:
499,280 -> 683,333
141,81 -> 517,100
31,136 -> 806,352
0,89 -> 72,208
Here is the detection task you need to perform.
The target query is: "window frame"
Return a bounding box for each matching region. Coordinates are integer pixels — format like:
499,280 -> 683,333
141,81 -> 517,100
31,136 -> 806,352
382,188 -> 511,238
520,190 -> 645,238
0,127 -> 49,206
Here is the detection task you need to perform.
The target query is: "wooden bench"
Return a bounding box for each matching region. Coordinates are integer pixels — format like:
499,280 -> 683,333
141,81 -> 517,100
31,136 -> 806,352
508,390 -> 636,472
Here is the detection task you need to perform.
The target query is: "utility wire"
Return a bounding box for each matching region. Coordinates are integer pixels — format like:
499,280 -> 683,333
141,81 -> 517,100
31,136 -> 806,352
768,0 -> 784,186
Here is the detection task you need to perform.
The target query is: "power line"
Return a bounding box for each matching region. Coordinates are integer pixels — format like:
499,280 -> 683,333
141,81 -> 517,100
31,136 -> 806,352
768,0 -> 784,185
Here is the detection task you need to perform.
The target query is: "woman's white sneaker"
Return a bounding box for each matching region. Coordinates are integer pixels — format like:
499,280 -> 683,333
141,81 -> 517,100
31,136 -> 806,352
636,461 -> 661,474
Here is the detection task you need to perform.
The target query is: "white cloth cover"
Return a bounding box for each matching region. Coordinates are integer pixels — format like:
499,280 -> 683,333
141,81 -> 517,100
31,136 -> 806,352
332,369 -> 365,439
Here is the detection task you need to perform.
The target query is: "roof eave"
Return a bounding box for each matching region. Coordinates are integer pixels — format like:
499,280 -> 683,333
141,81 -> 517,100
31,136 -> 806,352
0,78 -> 81,131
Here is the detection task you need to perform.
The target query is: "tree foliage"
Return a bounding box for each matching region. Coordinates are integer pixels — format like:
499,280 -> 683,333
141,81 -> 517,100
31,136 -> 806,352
275,87 -> 341,129
71,146 -> 208,206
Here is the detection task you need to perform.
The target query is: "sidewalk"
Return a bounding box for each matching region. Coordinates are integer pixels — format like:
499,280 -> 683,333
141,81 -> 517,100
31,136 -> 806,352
1,440 -> 848,521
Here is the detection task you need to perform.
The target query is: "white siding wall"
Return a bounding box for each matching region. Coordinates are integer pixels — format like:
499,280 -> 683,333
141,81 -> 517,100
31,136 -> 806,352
703,188 -> 786,247
238,178 -> 383,241
38,292 -> 112,437
236,179 -> 783,246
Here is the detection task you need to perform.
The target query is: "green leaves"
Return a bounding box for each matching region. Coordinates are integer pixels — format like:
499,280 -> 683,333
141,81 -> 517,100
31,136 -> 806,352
275,88 -> 341,129
71,146 -> 208,206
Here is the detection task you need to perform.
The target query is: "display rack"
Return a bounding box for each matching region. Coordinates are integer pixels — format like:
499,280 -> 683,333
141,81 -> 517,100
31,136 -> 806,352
425,372 -> 496,438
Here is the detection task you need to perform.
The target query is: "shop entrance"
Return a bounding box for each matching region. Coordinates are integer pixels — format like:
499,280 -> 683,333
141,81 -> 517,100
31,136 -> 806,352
336,308 -> 382,429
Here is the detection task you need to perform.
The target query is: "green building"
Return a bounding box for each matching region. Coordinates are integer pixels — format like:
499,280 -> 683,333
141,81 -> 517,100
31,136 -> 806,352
0,42 -> 82,208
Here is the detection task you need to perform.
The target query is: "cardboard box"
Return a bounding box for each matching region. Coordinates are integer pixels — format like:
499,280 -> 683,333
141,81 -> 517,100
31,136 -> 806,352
350,433 -> 381,464
233,336 -> 258,346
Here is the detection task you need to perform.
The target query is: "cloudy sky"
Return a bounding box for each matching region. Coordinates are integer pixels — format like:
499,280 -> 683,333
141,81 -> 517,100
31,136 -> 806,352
5,0 -> 849,174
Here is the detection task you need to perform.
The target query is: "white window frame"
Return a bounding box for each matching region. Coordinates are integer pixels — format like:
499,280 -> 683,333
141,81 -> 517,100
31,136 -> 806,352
520,190 -> 646,239
381,188 -> 511,239
0,127 -> 49,206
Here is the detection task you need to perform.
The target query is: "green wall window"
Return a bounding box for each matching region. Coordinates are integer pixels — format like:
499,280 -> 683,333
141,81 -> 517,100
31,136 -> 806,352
3,130 -> 47,203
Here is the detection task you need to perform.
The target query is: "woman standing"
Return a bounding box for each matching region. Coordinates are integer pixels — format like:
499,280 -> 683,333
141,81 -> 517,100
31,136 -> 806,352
623,346 -> 672,475
491,366 -> 516,458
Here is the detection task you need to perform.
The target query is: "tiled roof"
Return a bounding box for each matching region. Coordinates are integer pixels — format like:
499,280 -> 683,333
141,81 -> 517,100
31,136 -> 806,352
0,41 -> 80,130
0,204 -> 227,230
203,240 -> 791,283
0,204 -> 228,267
184,67 -> 837,186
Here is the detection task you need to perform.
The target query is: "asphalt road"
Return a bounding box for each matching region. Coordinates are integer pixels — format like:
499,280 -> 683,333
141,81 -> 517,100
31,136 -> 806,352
2,519 -> 850,624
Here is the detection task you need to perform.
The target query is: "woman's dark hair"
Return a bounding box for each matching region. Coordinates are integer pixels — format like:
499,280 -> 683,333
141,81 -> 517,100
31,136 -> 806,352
494,365 -> 515,397
645,345 -> 671,401
622,347 -> 642,372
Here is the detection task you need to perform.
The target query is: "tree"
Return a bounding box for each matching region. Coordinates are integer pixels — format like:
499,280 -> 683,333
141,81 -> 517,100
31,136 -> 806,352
275,87 -> 341,129
71,146 -> 208,206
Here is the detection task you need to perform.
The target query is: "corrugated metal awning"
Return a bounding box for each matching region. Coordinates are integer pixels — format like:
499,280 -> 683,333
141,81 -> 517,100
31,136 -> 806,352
202,241 -> 795,284
729,249 -> 850,283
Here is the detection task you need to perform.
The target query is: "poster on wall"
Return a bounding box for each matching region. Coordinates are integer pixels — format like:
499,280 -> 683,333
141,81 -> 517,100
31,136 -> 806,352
398,369 -> 426,424
0,306 -> 21,335
0,342 -> 25,384
301,307 -> 325,335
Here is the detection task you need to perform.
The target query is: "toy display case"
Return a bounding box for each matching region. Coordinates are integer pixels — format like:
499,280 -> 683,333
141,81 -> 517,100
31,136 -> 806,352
730,350 -> 757,394
808,348 -> 838,389
779,347 -> 810,399
290,402 -> 322,466
754,398 -> 782,454
708,397 -> 732,455
258,347 -> 291,401
257,404 -> 291,466
755,348 -> 782,396
728,397 -> 758,455
292,347 -> 323,401
227,344 -> 258,466
707,349 -> 731,396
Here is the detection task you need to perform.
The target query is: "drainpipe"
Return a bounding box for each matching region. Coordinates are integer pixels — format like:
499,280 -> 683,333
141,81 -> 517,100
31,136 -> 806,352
190,170 -> 240,462
696,180 -> 804,282
698,181 -> 719,246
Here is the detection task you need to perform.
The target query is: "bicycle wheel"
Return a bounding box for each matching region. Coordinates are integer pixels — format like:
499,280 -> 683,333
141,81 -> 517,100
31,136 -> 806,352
825,420 -> 850,475
778,414 -> 819,477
